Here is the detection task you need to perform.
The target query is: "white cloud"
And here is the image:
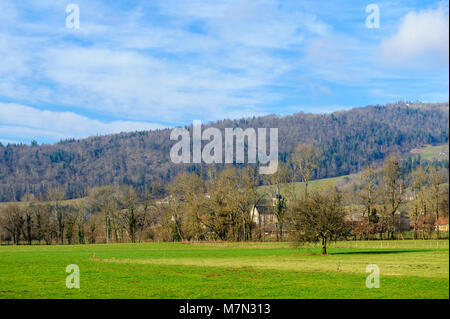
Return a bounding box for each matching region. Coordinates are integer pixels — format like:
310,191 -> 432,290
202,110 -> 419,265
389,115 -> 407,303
302,35 -> 381,86
155,0 -> 327,48
0,102 -> 167,143
0,0 -> 448,145
35,46 -> 283,122
379,5 -> 449,68
0,0 -> 318,125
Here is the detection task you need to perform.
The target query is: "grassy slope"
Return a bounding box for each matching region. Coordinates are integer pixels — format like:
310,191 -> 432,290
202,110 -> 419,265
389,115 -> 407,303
0,241 -> 448,299
409,144 -> 449,160
0,175 -> 351,209
258,175 -> 352,198
258,143 -> 450,198
0,197 -> 84,209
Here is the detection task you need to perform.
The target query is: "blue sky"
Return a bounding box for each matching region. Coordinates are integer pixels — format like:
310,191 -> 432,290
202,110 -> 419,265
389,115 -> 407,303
0,0 -> 448,144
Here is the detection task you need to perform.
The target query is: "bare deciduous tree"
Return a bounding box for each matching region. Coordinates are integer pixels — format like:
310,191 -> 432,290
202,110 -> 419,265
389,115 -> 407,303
379,155 -> 403,239
292,143 -> 321,197
289,188 -> 348,255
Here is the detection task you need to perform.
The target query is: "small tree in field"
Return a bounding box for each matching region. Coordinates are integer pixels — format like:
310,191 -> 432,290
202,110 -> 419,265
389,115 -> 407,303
289,188 -> 349,255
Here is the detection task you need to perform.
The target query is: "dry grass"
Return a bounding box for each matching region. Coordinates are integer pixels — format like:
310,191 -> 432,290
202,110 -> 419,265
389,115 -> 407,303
98,246 -> 449,279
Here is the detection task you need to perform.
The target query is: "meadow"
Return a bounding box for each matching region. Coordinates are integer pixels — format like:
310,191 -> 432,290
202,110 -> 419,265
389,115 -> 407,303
258,174 -> 352,198
0,240 -> 448,299
409,143 -> 449,160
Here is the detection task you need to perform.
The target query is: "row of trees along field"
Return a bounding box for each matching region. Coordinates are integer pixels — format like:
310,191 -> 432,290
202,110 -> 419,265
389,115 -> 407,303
0,144 -> 448,254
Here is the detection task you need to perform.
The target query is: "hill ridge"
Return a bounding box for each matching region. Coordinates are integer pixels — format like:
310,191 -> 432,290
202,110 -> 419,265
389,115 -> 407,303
0,102 -> 448,201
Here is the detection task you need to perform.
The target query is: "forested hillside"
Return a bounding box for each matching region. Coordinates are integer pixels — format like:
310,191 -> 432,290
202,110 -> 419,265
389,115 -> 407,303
0,102 -> 448,201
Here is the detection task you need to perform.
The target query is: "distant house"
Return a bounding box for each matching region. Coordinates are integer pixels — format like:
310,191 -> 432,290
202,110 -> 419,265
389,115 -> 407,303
403,192 -> 415,201
435,217 -> 449,232
251,199 -> 278,237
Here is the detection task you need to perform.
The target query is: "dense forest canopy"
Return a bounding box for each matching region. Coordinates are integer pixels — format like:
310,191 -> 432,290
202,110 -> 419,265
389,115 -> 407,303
0,102 -> 448,202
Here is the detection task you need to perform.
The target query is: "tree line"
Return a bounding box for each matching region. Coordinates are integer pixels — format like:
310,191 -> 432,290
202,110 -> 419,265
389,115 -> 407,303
1,143 -> 448,254
344,157 -> 449,241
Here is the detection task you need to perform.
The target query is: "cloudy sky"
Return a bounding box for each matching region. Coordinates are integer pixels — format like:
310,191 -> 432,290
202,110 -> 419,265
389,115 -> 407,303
0,0 -> 448,144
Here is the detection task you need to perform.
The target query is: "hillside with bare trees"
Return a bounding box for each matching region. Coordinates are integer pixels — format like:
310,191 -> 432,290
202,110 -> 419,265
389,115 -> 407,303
0,102 -> 448,202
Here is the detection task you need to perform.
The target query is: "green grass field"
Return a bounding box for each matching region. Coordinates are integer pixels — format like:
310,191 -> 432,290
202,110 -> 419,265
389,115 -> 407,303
409,144 -> 449,160
0,241 -> 448,299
